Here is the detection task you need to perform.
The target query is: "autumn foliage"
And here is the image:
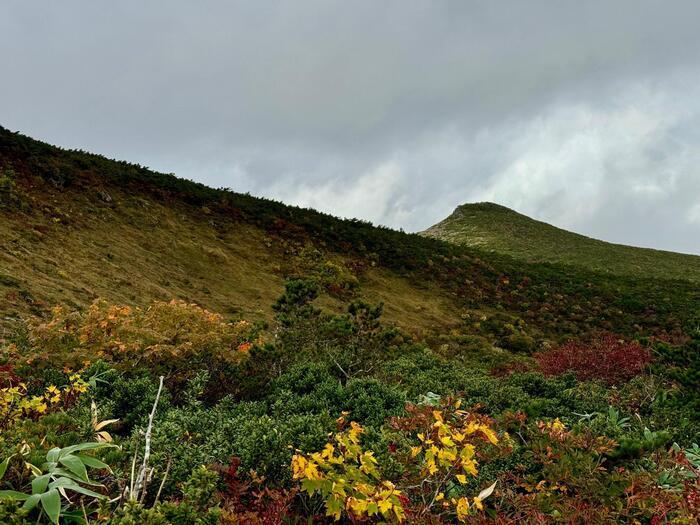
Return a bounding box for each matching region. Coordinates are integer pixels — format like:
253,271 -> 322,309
292,419 -> 406,522
219,457 -> 298,525
0,366 -> 88,432
535,334 -> 652,384
0,291 -> 697,524
292,401 -> 504,523
27,299 -> 257,375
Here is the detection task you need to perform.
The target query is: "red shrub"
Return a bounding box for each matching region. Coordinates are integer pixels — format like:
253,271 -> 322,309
535,334 -> 651,384
218,457 -> 298,525
0,364 -> 21,387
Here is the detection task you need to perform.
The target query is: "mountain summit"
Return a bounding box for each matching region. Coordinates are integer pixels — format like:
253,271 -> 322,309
422,202 -> 700,282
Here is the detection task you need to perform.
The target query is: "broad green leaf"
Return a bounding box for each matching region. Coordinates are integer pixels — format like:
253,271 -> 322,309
50,469 -> 103,486
22,493 -> 41,510
49,478 -> 104,499
59,454 -> 88,482
62,484 -> 105,499
41,489 -> 61,524
0,455 -> 12,480
0,490 -> 30,500
60,442 -> 115,457
46,448 -> 61,463
76,454 -> 110,471
32,474 -> 51,494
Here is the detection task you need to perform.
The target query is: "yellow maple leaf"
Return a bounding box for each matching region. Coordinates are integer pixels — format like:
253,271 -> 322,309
462,459 -> 478,476
455,497 -> 470,522
378,499 -> 392,515
440,436 -> 455,447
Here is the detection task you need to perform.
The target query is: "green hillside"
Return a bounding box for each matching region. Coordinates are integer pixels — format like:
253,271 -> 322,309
2,126 -> 697,342
423,202 -> 700,282
1,127 -> 699,523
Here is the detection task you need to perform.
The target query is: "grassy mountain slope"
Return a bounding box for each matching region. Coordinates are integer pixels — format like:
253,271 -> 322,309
0,127 -> 469,338
2,127 -> 700,523
0,177 -> 457,340
423,202 -> 700,282
1,126 -> 698,345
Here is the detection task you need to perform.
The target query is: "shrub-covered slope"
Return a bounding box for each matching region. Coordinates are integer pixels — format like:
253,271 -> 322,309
1,126 -> 699,345
1,126 -> 699,523
423,202 -> 700,282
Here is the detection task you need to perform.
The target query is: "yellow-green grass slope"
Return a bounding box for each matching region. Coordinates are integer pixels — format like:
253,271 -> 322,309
2,125 -> 699,347
422,202 -> 700,282
0,128 -> 459,337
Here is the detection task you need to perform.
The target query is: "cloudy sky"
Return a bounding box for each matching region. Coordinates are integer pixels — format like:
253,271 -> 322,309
2,1 -> 700,254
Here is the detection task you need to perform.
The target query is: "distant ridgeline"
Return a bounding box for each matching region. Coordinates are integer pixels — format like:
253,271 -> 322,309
422,201 -> 700,282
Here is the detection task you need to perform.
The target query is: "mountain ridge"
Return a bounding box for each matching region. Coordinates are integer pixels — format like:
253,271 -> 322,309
1,125 -> 698,345
422,201 -> 700,282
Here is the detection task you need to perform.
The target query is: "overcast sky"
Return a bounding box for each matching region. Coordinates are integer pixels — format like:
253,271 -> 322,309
2,1 -> 700,254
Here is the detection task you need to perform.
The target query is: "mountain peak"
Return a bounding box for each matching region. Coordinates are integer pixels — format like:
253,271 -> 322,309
450,201 -> 524,220
423,201 -> 700,281
455,201 -> 513,212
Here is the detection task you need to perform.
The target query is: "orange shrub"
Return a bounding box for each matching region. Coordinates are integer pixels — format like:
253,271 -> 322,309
28,299 -> 257,375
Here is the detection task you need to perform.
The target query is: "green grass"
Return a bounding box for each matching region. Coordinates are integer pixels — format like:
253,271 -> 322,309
422,202 -> 700,282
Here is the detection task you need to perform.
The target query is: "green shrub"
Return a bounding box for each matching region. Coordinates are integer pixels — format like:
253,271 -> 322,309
93,371 -> 172,434
0,500 -> 31,525
0,411 -> 84,464
501,333 -> 537,353
105,467 -> 221,525
340,379 -> 406,426
270,363 -> 405,426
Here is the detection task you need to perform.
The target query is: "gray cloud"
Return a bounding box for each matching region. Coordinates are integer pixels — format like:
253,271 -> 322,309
2,1 -> 700,253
